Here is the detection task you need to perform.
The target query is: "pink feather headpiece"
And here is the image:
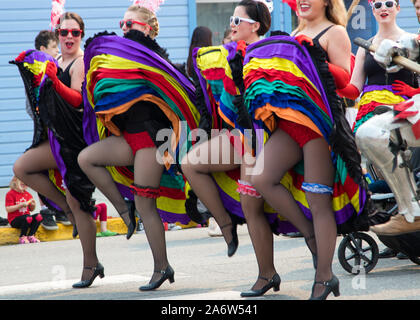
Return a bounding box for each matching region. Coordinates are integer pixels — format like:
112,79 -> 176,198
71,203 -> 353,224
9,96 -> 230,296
51,0 -> 66,30
132,0 -> 165,13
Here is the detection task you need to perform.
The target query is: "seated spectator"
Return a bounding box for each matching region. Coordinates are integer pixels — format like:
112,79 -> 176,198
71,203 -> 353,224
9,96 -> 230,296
5,177 -> 42,244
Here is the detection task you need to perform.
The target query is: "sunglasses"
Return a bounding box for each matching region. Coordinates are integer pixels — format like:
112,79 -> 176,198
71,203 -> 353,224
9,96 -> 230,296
119,19 -> 152,30
371,1 -> 397,9
58,29 -> 82,37
229,16 -> 256,26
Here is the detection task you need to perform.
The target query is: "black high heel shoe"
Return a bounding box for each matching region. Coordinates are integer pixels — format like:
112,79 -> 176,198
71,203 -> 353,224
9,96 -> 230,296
304,235 -> 317,269
240,273 -> 281,297
124,201 -> 137,240
139,265 -> 175,291
309,274 -> 340,300
220,222 -> 238,257
72,262 -> 105,288
72,225 -> 78,238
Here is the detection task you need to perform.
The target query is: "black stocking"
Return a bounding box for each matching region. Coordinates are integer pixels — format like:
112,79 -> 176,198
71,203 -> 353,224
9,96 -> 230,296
132,147 -> 167,283
252,128 -> 317,254
13,141 -> 71,213
78,135 -> 135,228
240,157 -> 277,290
66,192 -> 98,281
253,129 -> 336,297
181,133 -> 240,246
303,138 -> 336,298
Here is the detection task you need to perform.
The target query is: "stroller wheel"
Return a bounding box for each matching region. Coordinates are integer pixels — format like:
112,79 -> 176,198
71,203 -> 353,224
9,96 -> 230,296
338,232 -> 379,274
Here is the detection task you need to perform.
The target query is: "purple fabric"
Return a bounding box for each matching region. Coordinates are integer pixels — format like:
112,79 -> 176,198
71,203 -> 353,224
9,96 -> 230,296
82,34 -> 195,146
41,130 -> 64,212
192,42 -> 239,116
300,201 -> 359,225
158,210 -> 192,225
22,50 -> 58,92
244,35 -> 333,121
48,129 -> 67,186
215,176 -> 299,234
362,84 -> 409,100
224,41 -> 239,61
23,50 -> 57,66
82,89 -> 100,146
83,35 -> 194,100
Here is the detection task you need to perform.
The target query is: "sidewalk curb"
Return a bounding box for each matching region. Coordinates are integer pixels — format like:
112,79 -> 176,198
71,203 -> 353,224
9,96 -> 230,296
0,218 -> 127,245
0,218 -> 201,245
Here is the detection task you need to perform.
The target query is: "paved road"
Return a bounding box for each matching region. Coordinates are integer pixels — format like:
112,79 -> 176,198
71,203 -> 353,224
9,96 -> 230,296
1,224 -> 420,306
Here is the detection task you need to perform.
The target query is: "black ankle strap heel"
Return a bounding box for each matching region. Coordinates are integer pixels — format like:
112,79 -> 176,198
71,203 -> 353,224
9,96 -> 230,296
309,274 -> 340,300
139,265 -> 175,291
72,262 -> 105,289
240,273 -> 281,297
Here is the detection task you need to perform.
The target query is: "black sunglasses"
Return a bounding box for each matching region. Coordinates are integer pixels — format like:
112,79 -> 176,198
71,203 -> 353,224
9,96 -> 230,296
58,29 -> 82,37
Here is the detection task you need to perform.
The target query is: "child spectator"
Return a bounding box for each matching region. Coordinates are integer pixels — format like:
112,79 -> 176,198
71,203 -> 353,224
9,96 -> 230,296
35,30 -> 60,58
94,203 -> 118,237
5,177 -> 43,244
26,30 -> 60,121
73,202 -> 118,238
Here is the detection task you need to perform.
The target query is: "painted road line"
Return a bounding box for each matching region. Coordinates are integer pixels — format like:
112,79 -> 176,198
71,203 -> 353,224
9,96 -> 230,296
152,290 -> 245,300
0,274 -> 149,295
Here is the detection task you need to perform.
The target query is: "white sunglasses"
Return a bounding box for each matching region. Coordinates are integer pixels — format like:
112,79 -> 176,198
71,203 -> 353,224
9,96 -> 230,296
371,0 -> 398,9
230,16 -> 256,26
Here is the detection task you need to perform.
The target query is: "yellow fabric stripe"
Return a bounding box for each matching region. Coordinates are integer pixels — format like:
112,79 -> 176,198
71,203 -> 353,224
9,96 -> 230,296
195,46 -> 231,76
24,60 -> 47,76
243,57 -> 321,96
86,54 -> 199,123
48,169 -> 66,196
156,197 -> 187,214
359,89 -> 405,106
282,171 -> 357,212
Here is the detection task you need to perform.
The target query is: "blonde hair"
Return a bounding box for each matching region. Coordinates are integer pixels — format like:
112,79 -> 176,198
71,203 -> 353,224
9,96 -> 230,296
127,5 -> 159,39
9,176 -> 20,190
296,0 -> 348,32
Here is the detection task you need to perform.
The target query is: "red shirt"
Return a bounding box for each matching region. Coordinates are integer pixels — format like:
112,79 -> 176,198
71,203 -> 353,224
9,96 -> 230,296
5,189 -> 34,223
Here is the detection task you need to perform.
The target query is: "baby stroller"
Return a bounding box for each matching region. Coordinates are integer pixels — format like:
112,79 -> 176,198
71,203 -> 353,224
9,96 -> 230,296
338,37 -> 420,275
337,160 -> 420,275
